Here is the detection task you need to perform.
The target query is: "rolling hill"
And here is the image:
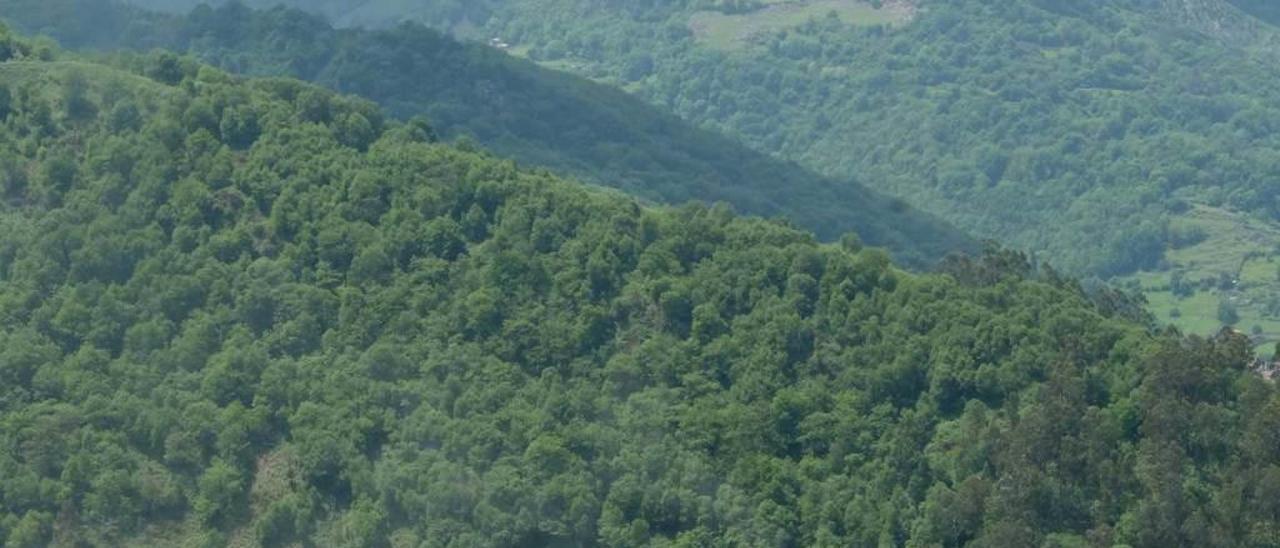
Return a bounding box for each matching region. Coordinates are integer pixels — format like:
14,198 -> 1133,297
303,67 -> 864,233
462,0 -> 1280,273
0,0 -> 975,269
2,22 -> 1280,546
177,0 -> 1280,340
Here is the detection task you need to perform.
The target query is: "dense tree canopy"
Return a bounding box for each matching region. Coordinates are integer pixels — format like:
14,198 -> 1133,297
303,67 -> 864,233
178,0 -> 1280,278
476,0 -> 1280,276
1,24 -> 1280,547
121,0 -> 500,29
0,0 -> 975,269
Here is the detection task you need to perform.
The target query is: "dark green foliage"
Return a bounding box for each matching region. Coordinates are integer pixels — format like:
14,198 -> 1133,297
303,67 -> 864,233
0,0 -> 975,269
0,32 -> 1277,546
125,0 -> 502,29
1171,270 -> 1195,298
286,0 -> 1280,277
0,84 -> 11,119
1220,299 -> 1242,325
3,0 -> 171,50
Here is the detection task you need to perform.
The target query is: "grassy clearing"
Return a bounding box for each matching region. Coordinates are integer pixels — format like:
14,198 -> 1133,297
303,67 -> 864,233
1241,256 -> 1278,286
688,0 -> 914,50
1164,205 -> 1280,277
1139,277 -> 1280,332
1141,281 -> 1280,352
1122,205 -> 1280,351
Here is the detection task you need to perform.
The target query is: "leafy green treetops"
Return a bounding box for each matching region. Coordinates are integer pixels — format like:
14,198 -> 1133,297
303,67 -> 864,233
0,21 -> 1278,548
0,0 -> 976,269
213,0 -> 1280,280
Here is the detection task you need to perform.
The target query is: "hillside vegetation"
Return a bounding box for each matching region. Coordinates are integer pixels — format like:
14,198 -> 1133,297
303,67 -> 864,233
0,0 -> 973,269
465,0 -> 1280,272
4,23 -> 1280,547
108,0 -> 1280,337
98,0 -> 499,30
224,0 -> 1280,338
687,0 -> 911,50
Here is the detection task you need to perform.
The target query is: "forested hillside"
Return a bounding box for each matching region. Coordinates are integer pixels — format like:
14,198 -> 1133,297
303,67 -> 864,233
454,0 -> 1280,273
116,0 -> 497,30
3,23 -> 1280,547
105,0 -> 1280,272
185,0 -> 1280,340
0,0 -> 974,269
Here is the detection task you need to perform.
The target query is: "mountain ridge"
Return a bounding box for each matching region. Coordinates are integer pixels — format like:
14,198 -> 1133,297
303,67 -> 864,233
2,17 -> 1280,548
273,0 -> 1280,341
2,23 -> 1280,545
0,0 -> 975,268
197,0 -> 1280,276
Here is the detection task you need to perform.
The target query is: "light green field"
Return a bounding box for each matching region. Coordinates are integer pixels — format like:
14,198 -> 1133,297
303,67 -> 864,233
688,1 -> 914,50
1240,254 -> 1278,287
1164,205 -> 1280,278
1121,205 -> 1280,351
1139,276 -> 1280,332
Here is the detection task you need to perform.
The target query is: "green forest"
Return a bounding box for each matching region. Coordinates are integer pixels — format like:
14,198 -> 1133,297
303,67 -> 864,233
201,0 -> 1280,343
105,0 -> 497,30
94,0 -> 1280,340
416,0 -> 1280,274
97,0 -> 1280,271
0,0 -> 975,269
4,1 -> 1280,546
2,17 -> 1280,547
